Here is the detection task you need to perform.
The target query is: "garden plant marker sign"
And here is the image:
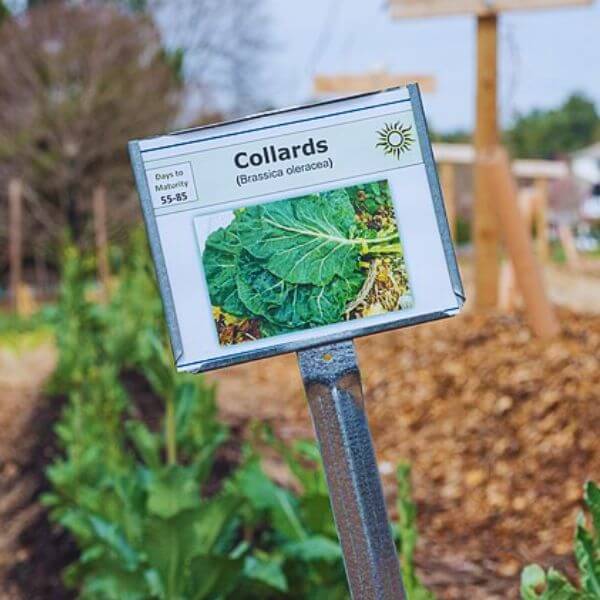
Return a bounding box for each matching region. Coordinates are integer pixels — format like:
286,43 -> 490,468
130,85 -> 464,600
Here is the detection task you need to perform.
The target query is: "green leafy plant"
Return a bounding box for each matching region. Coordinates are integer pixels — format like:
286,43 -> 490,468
45,235 -> 432,599
396,465 -> 436,600
521,481 -> 600,599
203,181 -> 413,345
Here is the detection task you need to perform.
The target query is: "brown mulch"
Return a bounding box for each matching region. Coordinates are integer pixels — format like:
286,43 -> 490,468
1,309 -> 598,599
210,308 -> 600,599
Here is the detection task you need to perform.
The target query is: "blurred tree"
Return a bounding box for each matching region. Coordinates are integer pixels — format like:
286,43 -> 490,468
0,3 -> 181,263
152,0 -> 270,117
506,93 -> 600,159
0,1 -> 8,20
20,0 -> 270,117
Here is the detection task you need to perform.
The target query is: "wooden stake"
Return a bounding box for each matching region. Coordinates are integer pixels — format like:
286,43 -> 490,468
439,162 -> 457,240
558,223 -> 580,270
498,260 -> 518,312
498,187 -> 535,311
93,186 -> 110,302
474,13 -> 500,310
8,178 -> 23,314
498,188 -> 534,312
483,148 -> 560,338
534,178 -> 550,262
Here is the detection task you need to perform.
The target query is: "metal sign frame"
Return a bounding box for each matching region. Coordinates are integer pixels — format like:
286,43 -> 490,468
129,85 -> 464,373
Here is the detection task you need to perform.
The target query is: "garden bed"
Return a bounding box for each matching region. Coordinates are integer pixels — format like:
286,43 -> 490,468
210,308 -> 600,599
1,308 -> 598,598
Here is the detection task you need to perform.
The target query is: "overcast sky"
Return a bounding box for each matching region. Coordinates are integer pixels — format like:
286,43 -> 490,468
265,0 -> 600,133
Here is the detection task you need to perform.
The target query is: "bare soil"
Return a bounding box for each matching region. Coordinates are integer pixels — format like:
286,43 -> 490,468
0,345 -> 76,599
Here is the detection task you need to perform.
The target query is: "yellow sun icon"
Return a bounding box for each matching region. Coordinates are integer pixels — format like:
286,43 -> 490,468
376,122 -> 414,159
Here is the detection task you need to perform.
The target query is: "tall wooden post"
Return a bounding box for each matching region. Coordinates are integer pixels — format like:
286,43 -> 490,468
389,0 -> 593,309
8,178 -> 23,313
474,13 -> 500,310
93,186 -> 110,301
439,162 -> 457,240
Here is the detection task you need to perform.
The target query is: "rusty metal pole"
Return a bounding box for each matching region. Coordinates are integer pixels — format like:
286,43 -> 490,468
297,341 -> 406,600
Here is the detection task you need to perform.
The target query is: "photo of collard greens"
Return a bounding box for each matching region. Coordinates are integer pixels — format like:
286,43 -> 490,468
202,180 -> 413,345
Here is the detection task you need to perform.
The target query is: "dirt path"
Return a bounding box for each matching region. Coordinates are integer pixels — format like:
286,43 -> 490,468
0,344 -> 68,599
545,263 -> 600,313
457,259 -> 600,314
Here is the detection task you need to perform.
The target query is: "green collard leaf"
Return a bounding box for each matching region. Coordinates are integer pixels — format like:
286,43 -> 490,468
57,508 -> 95,542
395,464 -> 434,599
584,481 -> 600,539
282,535 -> 342,563
203,223 -> 246,315
174,381 -> 199,440
543,568 -> 589,599
188,555 -> 244,600
273,438 -> 328,496
308,584 -> 350,600
236,250 -> 363,330
142,504 -> 242,598
143,509 -> 200,598
80,565 -> 149,600
107,474 -> 146,543
201,180 -> 408,343
521,565 -> 555,599
142,503 -> 240,597
88,516 -> 141,570
125,421 -> 161,469
243,555 -> 288,592
192,495 -> 242,552
521,565 -> 590,600
232,459 -> 306,541
143,569 -> 164,598
235,250 -> 288,316
235,191 -> 360,286
272,271 -> 363,328
231,458 -> 279,511
259,319 -> 295,338
575,521 -> 600,596
146,465 -> 200,519
299,494 -> 337,538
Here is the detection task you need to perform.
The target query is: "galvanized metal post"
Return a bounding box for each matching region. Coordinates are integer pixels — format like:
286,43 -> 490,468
297,340 -> 406,600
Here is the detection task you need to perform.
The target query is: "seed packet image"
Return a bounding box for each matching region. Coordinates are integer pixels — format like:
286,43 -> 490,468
195,179 -> 414,346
